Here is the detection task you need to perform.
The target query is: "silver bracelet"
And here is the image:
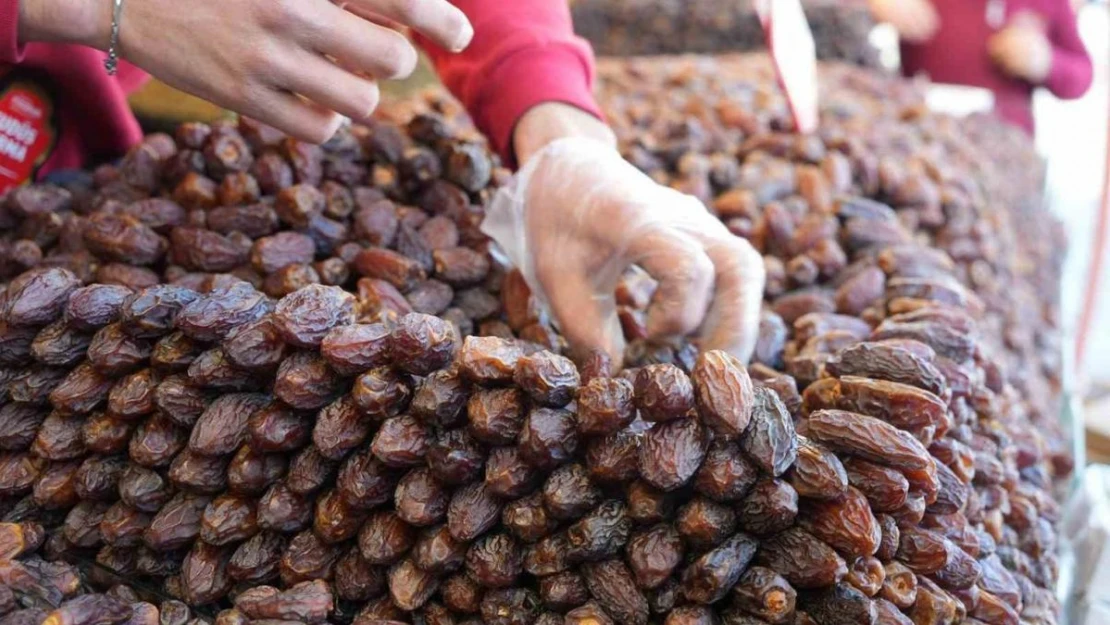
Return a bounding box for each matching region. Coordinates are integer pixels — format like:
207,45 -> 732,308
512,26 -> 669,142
104,0 -> 124,75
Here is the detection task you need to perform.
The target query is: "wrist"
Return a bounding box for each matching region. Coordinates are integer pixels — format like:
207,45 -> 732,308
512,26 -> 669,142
20,0 -> 106,47
513,102 -> 616,166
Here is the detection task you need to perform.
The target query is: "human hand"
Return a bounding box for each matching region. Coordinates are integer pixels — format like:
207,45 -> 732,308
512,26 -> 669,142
989,16 -> 1052,83
868,0 -> 940,43
19,0 -> 473,143
485,105 -> 765,366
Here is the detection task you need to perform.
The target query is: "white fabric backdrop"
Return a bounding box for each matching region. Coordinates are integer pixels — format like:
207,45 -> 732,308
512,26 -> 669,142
1036,4 -> 1109,385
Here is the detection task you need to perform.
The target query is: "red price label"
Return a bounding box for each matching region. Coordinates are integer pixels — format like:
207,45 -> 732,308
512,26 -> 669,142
0,80 -> 56,193
756,0 -> 819,133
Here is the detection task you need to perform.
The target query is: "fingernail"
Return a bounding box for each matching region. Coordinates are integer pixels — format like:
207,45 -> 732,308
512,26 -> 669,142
452,15 -> 473,52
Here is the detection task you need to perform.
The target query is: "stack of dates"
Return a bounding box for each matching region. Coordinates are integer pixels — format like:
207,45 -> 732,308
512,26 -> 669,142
590,55 -> 1068,469
0,55 -> 1069,625
570,0 -> 882,69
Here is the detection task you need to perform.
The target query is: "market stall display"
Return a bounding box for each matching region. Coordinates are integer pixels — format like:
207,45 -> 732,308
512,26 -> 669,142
0,54 -> 1069,625
570,0 -> 882,68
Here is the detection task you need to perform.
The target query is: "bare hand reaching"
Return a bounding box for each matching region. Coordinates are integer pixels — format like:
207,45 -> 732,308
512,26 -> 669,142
19,0 -> 473,142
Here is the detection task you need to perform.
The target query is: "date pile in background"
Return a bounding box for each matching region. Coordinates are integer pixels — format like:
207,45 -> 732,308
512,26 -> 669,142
569,0 -> 883,69
0,54 -> 1069,625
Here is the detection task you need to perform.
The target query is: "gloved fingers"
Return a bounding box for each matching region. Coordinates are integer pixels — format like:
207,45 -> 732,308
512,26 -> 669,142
689,230 -> 766,362
482,136 -> 756,364
535,261 -> 626,368
625,226 -> 717,341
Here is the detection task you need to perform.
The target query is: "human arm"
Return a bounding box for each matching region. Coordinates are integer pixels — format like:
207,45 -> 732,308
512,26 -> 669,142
416,1 -> 765,363
1,0 -> 30,63
14,0 -> 473,142
412,0 -> 604,164
1043,0 -> 1094,99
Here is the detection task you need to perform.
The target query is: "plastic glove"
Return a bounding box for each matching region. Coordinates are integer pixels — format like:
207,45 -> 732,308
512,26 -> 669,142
482,137 -> 765,367
869,0 -> 940,43
989,13 -> 1053,84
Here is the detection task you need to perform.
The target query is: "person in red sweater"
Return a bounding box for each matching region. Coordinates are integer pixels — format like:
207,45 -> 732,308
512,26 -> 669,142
3,0 -> 764,365
870,0 -> 1093,135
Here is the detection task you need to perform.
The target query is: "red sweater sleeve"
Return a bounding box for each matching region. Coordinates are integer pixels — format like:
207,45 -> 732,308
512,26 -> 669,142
0,0 -> 25,64
1043,0 -> 1093,100
412,0 -> 603,165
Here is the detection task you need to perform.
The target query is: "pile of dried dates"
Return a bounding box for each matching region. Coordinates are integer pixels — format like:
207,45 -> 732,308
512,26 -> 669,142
0,55 -> 1068,625
570,0 -> 882,69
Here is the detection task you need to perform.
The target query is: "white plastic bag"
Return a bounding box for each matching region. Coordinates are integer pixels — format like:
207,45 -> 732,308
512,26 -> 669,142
1060,464 -> 1110,624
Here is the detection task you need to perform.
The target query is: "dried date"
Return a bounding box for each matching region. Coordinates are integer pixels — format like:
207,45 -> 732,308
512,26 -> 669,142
806,409 -> 930,470
447,482 -> 502,541
638,418 -> 707,491
188,393 -> 269,456
144,492 -> 210,552
755,528 -> 847,589
732,566 -> 796,624
228,531 -> 286,584
585,431 -> 641,485
582,560 -> 649,625
692,350 -> 755,438
635,364 -> 695,423
576,377 -> 635,437
682,532 -> 759,605
740,387 -> 797,476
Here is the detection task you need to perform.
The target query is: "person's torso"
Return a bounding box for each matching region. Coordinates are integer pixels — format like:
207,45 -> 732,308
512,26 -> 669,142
0,43 -> 146,190
899,0 -> 1058,134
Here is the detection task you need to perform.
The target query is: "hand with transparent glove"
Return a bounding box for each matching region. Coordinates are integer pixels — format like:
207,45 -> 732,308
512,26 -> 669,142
481,107 -> 765,368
